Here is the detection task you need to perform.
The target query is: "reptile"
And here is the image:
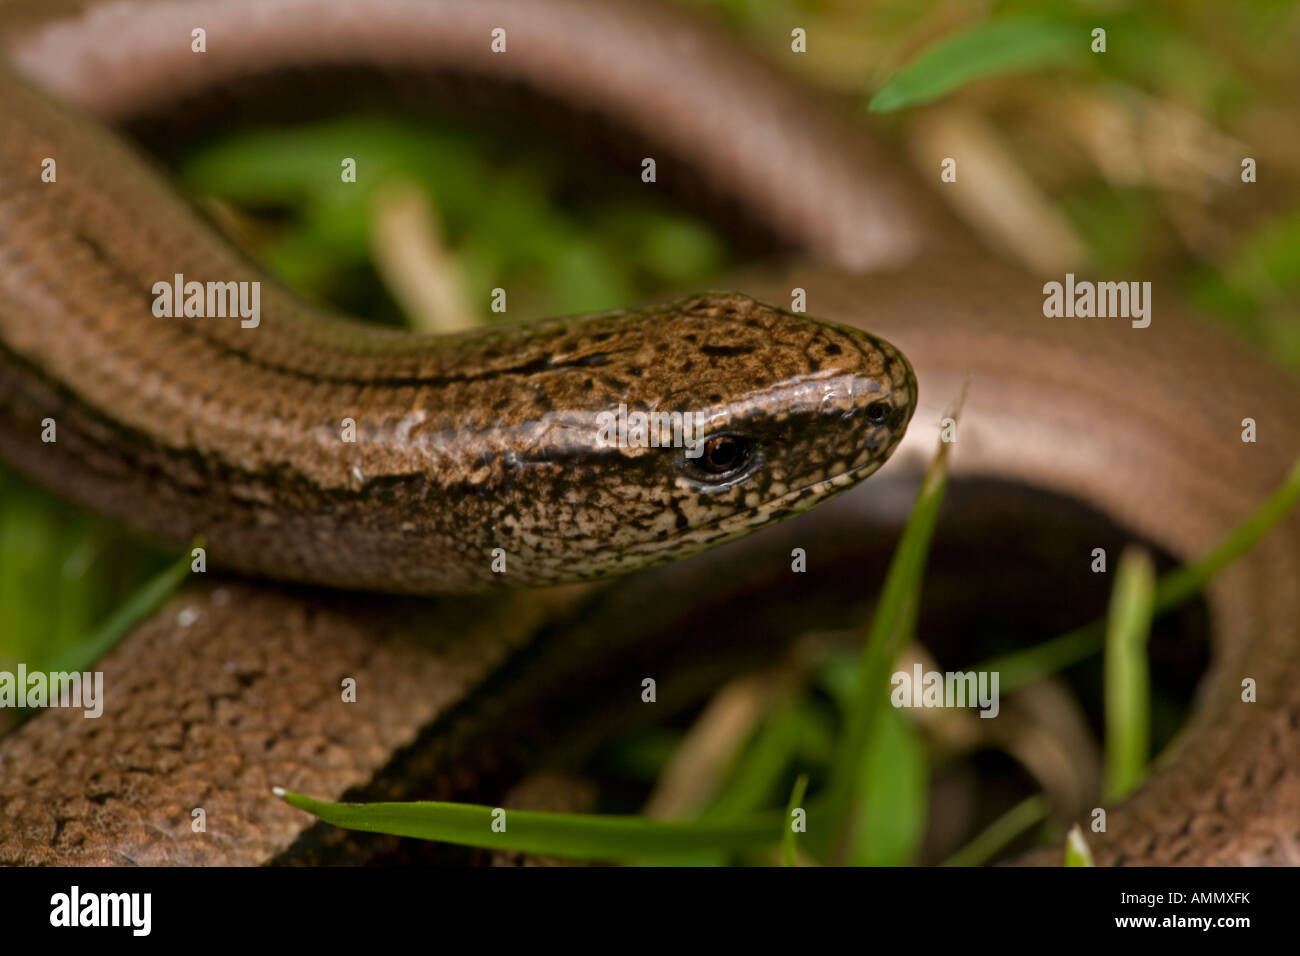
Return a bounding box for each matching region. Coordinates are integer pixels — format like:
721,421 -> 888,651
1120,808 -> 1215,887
0,0 -> 1297,866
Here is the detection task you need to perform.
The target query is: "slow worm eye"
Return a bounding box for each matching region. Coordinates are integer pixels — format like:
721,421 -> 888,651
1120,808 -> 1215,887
865,400 -> 892,425
699,434 -> 752,477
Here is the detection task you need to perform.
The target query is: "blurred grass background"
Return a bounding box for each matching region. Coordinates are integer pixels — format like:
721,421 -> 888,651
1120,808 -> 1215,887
2,0 -> 1298,861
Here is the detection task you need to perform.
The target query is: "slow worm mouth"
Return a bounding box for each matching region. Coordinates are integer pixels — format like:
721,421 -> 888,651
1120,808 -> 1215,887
698,454 -> 889,537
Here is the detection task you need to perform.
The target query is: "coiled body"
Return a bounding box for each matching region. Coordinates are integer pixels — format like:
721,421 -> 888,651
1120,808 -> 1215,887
0,0 -> 1297,866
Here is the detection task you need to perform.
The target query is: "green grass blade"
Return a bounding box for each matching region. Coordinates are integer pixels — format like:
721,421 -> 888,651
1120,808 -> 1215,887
940,794 -> 1048,868
782,773 -> 809,867
849,704 -> 928,866
44,542 -> 197,673
276,789 -> 785,862
977,621 -> 1105,692
976,452 -> 1300,691
1065,824 -> 1096,867
869,16 -> 1083,113
0,479 -> 55,665
706,702 -> 806,819
1103,548 -> 1156,801
826,400 -> 959,859
1154,454 -> 1300,610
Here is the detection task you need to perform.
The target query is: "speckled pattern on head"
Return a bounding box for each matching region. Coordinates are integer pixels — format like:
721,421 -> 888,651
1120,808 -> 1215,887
432,292 -> 917,585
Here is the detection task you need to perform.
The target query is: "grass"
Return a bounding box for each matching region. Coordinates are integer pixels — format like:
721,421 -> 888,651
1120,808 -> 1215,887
824,399 -> 957,862
42,543 -> 198,675
0,469 -> 172,674
973,451 -> 1300,694
1065,826 -> 1096,867
275,789 -> 788,862
277,421 -> 960,862
1103,549 -> 1156,801
278,443 -> 1300,864
782,774 -> 810,866
940,795 -> 1049,868
869,14 -> 1088,113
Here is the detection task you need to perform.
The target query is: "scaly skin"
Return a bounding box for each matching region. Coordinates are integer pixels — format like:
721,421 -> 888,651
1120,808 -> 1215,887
0,65 -> 915,591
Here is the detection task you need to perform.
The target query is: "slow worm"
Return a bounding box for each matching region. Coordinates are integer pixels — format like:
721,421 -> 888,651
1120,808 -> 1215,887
0,0 -> 1297,866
